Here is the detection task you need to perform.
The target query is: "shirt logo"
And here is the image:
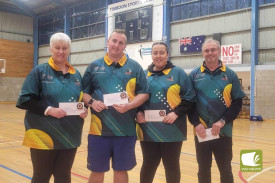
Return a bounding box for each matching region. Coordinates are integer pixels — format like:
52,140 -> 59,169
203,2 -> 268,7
75,78 -> 81,86
194,73 -> 206,82
167,76 -> 174,81
222,74 -> 228,81
41,73 -> 54,83
195,73 -> 205,79
95,66 -> 105,73
125,69 -> 132,75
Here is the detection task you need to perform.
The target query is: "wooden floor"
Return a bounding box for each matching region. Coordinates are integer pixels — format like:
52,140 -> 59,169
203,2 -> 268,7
0,103 -> 274,183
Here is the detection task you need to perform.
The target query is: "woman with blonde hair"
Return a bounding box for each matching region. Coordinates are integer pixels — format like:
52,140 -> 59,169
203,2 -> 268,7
16,32 -> 87,183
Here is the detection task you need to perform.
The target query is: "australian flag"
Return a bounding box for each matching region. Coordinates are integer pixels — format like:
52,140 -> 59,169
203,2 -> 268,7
179,35 -> 205,53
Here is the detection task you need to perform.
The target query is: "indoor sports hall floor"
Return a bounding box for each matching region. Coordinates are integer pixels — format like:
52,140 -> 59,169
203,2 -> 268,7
0,102 -> 274,183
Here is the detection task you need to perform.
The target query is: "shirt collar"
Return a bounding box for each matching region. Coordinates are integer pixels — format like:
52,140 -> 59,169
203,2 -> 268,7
200,60 -> 226,72
147,68 -> 172,76
48,57 -> 75,74
104,53 -> 127,66
147,61 -> 173,76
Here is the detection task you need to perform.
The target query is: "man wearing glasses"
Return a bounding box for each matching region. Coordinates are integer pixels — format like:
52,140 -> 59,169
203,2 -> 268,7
188,39 -> 245,183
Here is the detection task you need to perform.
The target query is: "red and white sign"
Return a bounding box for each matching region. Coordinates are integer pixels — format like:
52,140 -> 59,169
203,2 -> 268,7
221,44 -> 242,64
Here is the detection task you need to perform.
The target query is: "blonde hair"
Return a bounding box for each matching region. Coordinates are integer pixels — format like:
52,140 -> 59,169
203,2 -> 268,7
50,32 -> 71,49
109,29 -> 127,42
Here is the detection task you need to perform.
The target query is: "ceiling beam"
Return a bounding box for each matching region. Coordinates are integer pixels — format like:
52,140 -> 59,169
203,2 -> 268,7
0,5 -> 29,16
50,0 -> 66,7
10,0 -> 36,17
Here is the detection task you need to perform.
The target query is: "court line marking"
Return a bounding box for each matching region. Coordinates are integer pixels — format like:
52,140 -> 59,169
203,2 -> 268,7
238,162 -> 275,182
238,170 -> 248,183
71,172 -> 88,180
247,165 -> 275,182
233,135 -> 275,142
0,145 -> 23,149
0,164 -> 89,181
0,164 -> 32,180
0,140 -> 22,144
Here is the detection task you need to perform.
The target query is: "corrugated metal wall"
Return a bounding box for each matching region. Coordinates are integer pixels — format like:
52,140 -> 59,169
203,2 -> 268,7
0,11 -> 33,42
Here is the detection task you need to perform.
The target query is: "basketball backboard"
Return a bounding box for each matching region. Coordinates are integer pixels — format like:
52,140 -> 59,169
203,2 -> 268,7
0,59 -> 6,73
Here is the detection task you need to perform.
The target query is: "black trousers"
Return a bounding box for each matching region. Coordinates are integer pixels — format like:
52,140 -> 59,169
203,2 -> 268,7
30,148 -> 77,183
140,141 -> 183,183
195,136 -> 233,183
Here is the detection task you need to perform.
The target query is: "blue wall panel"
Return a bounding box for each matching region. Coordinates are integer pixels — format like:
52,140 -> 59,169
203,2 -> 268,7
212,0 -> 224,14
172,6 -> 181,21
190,2 -> 200,18
225,0 -> 237,11
181,4 -> 190,19
200,0 -> 210,16
171,0 -> 275,22
238,0 -> 251,9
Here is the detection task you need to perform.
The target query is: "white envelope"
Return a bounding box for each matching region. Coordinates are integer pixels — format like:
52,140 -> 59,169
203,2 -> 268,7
59,102 -> 85,116
103,92 -> 129,106
144,110 -> 166,122
197,128 -> 220,143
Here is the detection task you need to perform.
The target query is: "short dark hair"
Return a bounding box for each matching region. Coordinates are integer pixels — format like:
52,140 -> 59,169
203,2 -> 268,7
152,42 -> 169,54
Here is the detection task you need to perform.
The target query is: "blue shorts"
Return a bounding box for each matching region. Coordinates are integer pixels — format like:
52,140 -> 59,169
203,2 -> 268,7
87,135 -> 137,172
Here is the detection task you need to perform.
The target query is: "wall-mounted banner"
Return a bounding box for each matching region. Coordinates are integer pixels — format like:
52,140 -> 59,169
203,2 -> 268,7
179,35 -> 205,53
141,48 -> 152,56
221,44 -> 242,64
125,43 -> 153,69
109,0 -> 155,13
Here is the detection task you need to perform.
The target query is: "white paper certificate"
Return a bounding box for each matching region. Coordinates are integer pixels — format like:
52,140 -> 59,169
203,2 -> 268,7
197,128 -> 220,143
103,92 -> 129,106
59,102 -> 85,116
144,110 -> 166,122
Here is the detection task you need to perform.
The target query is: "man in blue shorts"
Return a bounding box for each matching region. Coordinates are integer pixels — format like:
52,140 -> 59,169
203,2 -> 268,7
82,29 -> 149,183
188,39 -> 245,183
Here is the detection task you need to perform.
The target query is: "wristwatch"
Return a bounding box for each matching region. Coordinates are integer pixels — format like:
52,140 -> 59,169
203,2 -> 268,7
219,119 -> 226,125
88,98 -> 95,106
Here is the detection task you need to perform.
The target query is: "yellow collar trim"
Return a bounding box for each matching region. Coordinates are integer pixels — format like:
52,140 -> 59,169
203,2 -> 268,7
147,68 -> 171,76
200,62 -> 226,72
220,64 -> 226,71
162,68 -> 171,75
104,53 -> 127,66
200,65 -> 206,72
48,57 -> 75,74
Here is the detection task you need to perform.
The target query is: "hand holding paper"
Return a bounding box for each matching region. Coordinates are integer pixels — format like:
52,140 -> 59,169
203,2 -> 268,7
103,92 -> 129,106
59,102 -> 85,116
197,128 -> 220,143
144,110 -> 166,122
